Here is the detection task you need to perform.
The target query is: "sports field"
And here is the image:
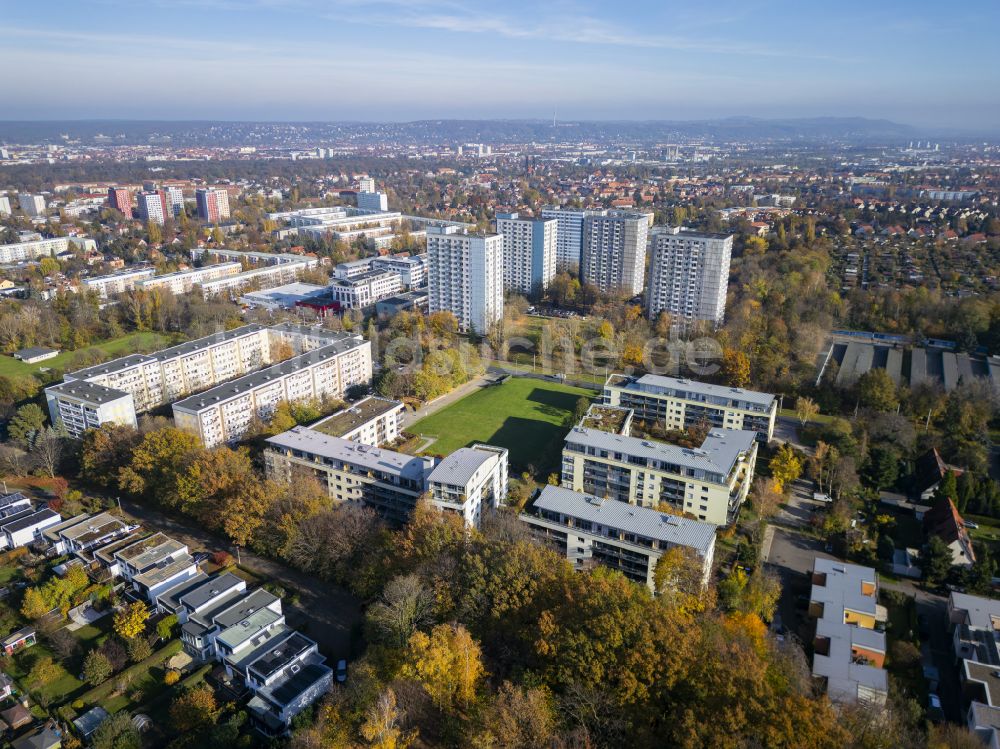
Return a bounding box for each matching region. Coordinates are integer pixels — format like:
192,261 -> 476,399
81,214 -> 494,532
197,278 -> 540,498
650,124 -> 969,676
408,376 -> 597,476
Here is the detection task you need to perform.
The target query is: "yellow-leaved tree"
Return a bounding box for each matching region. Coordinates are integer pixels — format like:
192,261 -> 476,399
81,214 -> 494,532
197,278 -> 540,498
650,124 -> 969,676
402,623 -> 485,711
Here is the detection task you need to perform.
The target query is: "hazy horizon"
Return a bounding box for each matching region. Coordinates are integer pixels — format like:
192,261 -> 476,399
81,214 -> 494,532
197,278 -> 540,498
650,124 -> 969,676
4,0 -> 999,130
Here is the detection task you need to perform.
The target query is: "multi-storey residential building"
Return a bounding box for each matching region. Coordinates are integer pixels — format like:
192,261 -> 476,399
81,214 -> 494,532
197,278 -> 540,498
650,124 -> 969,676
18,193 -> 47,217
358,177 -> 376,193
328,270 -> 402,309
495,212 -> 557,296
106,187 -> 131,216
44,380 -> 138,438
0,236 -> 87,265
113,532 -> 198,603
264,428 -> 437,523
192,248 -> 313,267
427,444 -> 508,527
198,259 -> 319,299
371,253 -> 428,288
646,228 -> 733,325
82,267 -> 156,298
357,190 -> 389,213
603,373 -> 777,441
0,197 -> 11,216
196,188 -> 231,223
308,397 -> 404,446
334,257 -> 377,279
561,425 -> 758,525
581,210 -> 652,296
172,334 -> 372,448
520,485 -> 716,591
164,186 -> 185,216
808,558 -> 888,706
541,206 -> 595,270
426,226 -> 503,333
137,190 -> 169,225
137,262 -> 242,295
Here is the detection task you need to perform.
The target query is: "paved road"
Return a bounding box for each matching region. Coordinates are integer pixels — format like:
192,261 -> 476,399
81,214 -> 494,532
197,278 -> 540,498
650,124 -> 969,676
120,500 -> 364,660
773,415 -> 804,447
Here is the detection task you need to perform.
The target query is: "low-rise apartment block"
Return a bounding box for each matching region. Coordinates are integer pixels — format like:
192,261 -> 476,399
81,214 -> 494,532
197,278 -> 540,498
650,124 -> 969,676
371,253 -> 428,288
520,485 -> 716,591
328,269 -> 403,309
137,262 -> 242,296
264,428 -> 436,523
308,397 -> 403,446
198,258 -> 320,300
561,425 -> 758,525
0,507 -> 62,551
172,333 -> 372,447
113,532 -> 198,603
45,380 -> 138,438
603,373 -> 777,441
809,558 -> 888,706
82,267 -> 156,298
0,236 -> 90,265
427,444 -> 508,527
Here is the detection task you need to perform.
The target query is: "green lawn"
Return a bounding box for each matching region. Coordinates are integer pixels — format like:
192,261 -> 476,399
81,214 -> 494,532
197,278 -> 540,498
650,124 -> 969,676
0,331 -> 178,378
408,377 -> 598,477
778,407 -> 837,425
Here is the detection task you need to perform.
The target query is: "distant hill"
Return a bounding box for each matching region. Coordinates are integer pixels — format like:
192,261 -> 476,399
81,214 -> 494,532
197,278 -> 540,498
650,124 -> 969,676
0,116 -> 921,147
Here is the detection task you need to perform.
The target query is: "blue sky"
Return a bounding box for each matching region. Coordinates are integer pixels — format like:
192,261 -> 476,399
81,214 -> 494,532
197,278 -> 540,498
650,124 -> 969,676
2,0 -> 998,129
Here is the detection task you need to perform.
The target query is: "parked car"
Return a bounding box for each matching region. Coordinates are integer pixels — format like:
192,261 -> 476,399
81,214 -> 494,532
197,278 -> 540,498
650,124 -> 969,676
336,659 -> 347,683
964,520 -> 980,529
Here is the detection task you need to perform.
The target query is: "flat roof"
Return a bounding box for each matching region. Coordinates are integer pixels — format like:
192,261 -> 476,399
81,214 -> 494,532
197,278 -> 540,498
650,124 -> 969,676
1,508 -> 59,535
246,631 -> 316,680
241,282 -> 327,301
115,532 -> 173,563
613,373 -> 776,409
260,662 -> 331,707
46,379 -> 131,405
216,607 -> 283,650
310,397 -> 402,437
178,571 -> 244,610
156,572 -> 211,610
212,588 -> 280,630
58,512 -> 128,542
427,444 -> 504,488
132,555 -> 196,587
564,426 -> 757,477
266,426 -> 433,482
172,338 -> 367,412
951,592 -> 1000,630
529,485 -> 716,552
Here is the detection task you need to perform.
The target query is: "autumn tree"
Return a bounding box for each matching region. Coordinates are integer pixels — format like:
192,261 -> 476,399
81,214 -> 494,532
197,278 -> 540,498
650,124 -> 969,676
402,623 -> 485,711
367,574 -> 435,649
857,368 -> 899,412
92,711 -> 141,749
80,423 -> 141,489
114,601 -> 150,640
794,396 -> 819,426
751,477 -> 784,519
722,348 -> 751,388
768,443 -> 803,492
82,649 -> 113,685
471,681 -> 556,749
170,685 -> 221,733
118,427 -> 201,505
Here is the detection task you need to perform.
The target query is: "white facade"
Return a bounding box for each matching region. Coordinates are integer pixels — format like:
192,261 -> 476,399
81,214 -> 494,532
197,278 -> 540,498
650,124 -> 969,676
172,335 -> 372,448
137,262 -> 242,296
371,253 -> 427,288
328,270 -> 402,309
495,213 -> 557,296
541,206 -> 597,270
646,228 -> 733,325
427,444 -> 508,528
358,177 -> 376,193
17,194 -> 46,217
0,236 -> 74,265
427,226 -> 503,333
45,381 -> 138,438
138,191 -> 168,225
83,268 -> 156,299
357,191 -> 389,213
311,397 -> 403,446
198,259 -> 318,299
581,210 -> 651,296
165,187 -> 185,216
0,197 -> 10,216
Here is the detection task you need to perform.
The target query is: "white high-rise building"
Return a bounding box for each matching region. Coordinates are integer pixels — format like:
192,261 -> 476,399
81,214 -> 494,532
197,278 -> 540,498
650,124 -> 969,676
581,210 -> 651,296
18,194 -> 46,217
165,187 -> 185,216
426,226 -> 503,334
0,196 -> 10,216
358,177 -> 376,193
495,212 -> 557,296
646,228 -> 733,325
541,207 -> 595,270
357,191 -> 388,213
138,191 -> 168,225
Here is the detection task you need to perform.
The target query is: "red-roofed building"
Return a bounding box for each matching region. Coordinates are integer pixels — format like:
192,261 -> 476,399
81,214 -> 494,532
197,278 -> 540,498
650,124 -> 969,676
923,497 -> 976,568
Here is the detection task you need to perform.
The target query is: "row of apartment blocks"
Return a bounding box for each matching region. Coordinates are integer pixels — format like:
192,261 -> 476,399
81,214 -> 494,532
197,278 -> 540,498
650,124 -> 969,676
0,236 -> 97,265
38,511 -> 329,735
264,419 -> 508,527
45,323 -> 372,444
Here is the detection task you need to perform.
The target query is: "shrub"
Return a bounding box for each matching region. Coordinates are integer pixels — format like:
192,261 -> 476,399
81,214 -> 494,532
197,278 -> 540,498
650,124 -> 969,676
164,669 -> 181,686
211,551 -> 234,568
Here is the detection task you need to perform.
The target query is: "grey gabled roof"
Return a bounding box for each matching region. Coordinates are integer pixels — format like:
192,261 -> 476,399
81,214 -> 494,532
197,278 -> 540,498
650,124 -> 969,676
528,485 -> 716,553
427,445 -> 504,488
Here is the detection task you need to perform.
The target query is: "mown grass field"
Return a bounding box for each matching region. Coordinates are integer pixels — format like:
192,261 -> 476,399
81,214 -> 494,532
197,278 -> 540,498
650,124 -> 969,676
0,331 -> 177,378
408,377 -> 598,476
